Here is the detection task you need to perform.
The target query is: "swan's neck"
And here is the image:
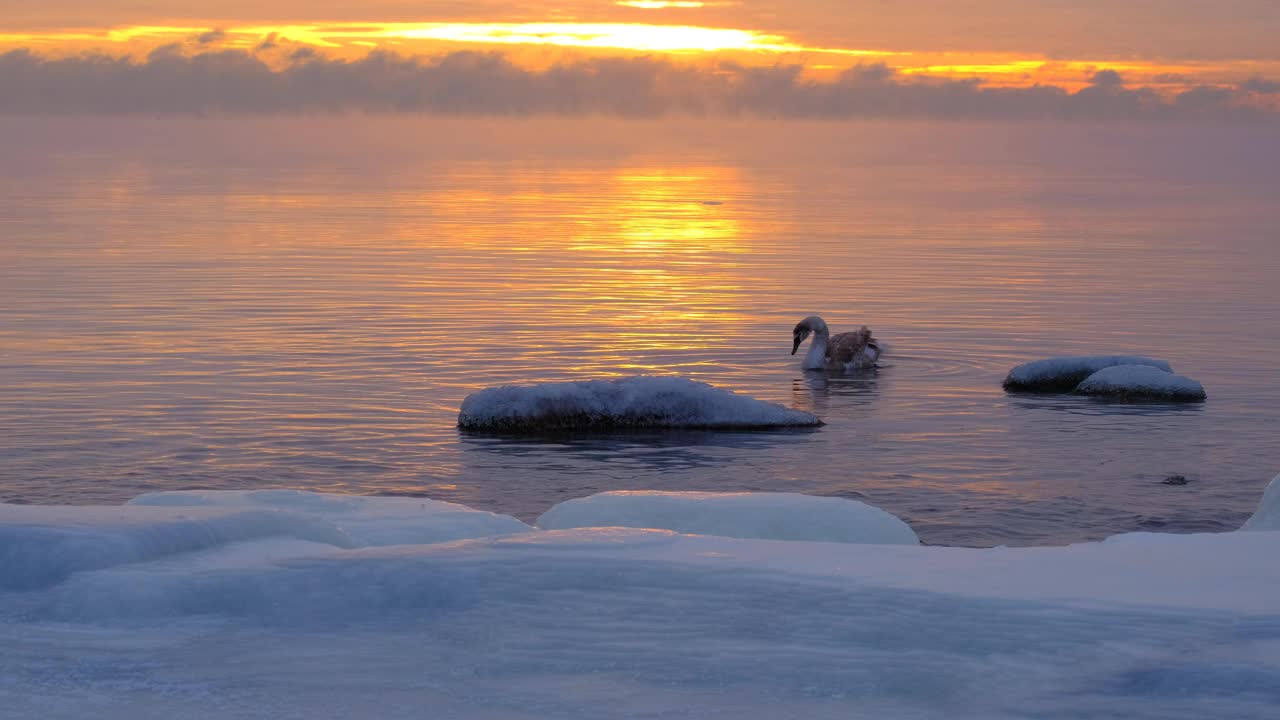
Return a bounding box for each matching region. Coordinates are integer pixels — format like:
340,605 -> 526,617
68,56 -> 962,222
802,329 -> 829,370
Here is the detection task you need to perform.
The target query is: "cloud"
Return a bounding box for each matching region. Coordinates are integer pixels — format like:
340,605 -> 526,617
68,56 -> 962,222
194,29 -> 228,46
1241,77 -> 1280,94
254,33 -> 280,52
0,47 -> 1275,121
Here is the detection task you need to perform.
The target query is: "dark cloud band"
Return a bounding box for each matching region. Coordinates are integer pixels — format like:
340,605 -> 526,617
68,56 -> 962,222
1,47 -> 1276,120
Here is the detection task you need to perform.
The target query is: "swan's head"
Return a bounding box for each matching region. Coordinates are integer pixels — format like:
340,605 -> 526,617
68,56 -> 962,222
791,315 -> 827,355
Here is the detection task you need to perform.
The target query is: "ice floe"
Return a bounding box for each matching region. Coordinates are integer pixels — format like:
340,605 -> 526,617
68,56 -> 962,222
537,491 -> 919,545
1075,364 -> 1207,402
457,375 -> 822,431
1002,355 -> 1173,392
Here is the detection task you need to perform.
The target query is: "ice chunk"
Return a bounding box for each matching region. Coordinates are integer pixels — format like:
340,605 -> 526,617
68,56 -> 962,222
537,491 -> 919,545
129,489 -> 533,547
0,491 -> 531,592
457,376 -> 822,431
1241,474 -> 1280,531
0,504 -> 354,592
1075,364 -> 1207,402
1002,355 -> 1173,392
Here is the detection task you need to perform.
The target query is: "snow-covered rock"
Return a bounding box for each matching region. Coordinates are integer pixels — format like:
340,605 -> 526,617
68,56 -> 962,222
1241,474 -> 1280,531
536,491 -> 919,545
458,376 -> 822,431
1075,364 -> 1207,402
1002,355 -> 1173,392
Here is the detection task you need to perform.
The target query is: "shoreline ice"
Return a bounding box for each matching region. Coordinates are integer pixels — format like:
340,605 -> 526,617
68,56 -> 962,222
2,479 -> 1277,719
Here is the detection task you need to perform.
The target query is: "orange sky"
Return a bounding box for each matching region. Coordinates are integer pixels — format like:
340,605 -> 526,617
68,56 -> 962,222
3,0 -> 1279,91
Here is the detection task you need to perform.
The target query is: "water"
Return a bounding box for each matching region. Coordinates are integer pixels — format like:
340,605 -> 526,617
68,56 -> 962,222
1,116 -> 1277,546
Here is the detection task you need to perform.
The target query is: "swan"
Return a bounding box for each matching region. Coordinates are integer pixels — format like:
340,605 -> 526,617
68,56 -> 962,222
791,316 -> 882,371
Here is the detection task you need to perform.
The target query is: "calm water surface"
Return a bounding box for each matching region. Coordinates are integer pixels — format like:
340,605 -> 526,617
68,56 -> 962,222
1,117 -> 1277,546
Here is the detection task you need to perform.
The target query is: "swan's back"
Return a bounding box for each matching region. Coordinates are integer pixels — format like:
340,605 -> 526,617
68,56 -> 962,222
828,326 -> 879,370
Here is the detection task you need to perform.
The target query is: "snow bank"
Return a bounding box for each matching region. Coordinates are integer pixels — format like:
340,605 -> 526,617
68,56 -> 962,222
537,491 -> 919,545
1075,364 -> 1207,402
457,376 -> 822,431
1002,355 -> 1173,392
1,491 -> 530,592
1242,474 -> 1280,531
129,489 -> 532,547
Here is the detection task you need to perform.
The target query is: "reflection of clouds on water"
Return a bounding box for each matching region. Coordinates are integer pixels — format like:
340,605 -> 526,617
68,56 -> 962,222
791,368 -> 882,415
459,427 -> 818,474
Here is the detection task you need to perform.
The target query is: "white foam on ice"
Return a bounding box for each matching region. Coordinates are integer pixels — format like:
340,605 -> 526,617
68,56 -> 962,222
457,375 -> 822,431
1003,355 -> 1173,392
1242,474 -> 1280,531
536,491 -> 919,545
1075,364 -> 1207,401
129,489 -> 533,547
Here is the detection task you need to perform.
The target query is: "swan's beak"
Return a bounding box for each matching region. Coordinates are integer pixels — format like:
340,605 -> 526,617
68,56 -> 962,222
791,336 -> 802,355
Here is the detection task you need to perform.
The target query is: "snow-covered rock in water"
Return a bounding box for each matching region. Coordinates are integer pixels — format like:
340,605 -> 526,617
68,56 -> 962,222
537,491 -> 919,545
129,489 -> 533,547
1241,474 -> 1280,531
457,376 -> 822,431
1002,355 -> 1173,392
1074,364 -> 1207,402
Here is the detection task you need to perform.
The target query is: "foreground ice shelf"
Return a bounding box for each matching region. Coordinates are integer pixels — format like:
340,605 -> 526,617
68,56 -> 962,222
1,478 -> 1277,719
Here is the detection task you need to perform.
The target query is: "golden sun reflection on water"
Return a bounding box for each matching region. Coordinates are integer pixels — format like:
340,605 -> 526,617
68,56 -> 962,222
383,163 -> 761,377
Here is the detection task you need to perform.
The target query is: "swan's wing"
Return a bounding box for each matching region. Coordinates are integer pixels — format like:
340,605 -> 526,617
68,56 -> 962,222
827,328 -> 872,366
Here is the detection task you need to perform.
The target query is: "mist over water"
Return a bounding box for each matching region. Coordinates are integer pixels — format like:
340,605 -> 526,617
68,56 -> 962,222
1,117 -> 1276,546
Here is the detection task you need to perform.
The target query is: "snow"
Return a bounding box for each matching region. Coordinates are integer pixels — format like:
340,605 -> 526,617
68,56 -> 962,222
1002,355 -> 1174,392
537,491 -> 919,545
1075,364 -> 1207,402
2,488 -> 1279,719
1242,474 -> 1280,531
458,375 -> 822,431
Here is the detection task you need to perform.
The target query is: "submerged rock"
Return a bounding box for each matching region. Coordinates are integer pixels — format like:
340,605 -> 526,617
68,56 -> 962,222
1003,356 -> 1173,393
457,376 -> 822,431
1075,365 -> 1206,402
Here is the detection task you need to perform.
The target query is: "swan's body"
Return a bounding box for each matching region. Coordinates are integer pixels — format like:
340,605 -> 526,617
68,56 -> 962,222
791,316 -> 882,371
